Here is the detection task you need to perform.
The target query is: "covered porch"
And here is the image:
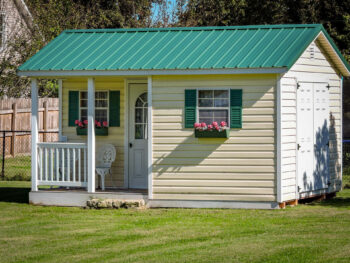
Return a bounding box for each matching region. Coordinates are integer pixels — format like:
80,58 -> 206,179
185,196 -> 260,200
30,77 -> 153,202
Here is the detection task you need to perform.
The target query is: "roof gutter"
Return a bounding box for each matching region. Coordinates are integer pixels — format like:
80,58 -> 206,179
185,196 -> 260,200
17,67 -> 288,77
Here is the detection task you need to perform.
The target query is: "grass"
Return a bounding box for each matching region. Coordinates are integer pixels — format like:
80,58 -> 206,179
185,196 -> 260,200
0,182 -> 350,262
0,155 -> 31,181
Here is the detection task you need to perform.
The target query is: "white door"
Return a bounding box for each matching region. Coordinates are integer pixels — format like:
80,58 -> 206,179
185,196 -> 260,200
313,83 -> 330,189
128,84 -> 148,189
297,82 -> 329,193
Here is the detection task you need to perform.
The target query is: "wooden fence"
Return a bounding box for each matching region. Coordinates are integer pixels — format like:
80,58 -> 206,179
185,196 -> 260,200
0,98 -> 59,156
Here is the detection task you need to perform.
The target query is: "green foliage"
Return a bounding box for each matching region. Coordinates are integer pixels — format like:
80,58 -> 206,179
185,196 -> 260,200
176,0 -> 350,63
0,0 -> 159,98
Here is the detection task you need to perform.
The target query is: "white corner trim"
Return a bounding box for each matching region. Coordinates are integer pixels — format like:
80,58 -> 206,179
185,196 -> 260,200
340,77 -> 343,186
123,79 -> 128,189
31,79 -> 39,191
276,75 -> 282,203
17,68 -> 288,77
147,76 -> 153,199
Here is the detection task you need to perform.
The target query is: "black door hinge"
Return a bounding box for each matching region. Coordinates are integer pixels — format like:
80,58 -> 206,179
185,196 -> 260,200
297,144 -> 301,150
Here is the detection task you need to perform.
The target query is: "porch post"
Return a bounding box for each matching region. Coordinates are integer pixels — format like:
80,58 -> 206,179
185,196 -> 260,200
87,78 -> 95,193
31,79 -> 39,191
147,76 -> 153,199
58,79 -> 63,141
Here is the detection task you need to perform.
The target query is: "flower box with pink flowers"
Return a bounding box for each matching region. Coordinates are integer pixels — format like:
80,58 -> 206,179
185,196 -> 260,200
194,121 -> 229,138
75,120 -> 109,136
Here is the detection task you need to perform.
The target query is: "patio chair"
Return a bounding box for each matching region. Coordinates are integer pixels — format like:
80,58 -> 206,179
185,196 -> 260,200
95,144 -> 116,190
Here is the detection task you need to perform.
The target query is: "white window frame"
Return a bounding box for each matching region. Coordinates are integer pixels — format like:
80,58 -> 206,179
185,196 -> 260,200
79,90 -> 109,123
0,12 -> 5,51
196,88 -> 230,126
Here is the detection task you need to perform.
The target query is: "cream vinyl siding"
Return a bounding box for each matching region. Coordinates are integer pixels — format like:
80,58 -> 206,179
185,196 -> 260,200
281,40 -> 342,201
62,78 -> 125,188
152,74 -> 277,202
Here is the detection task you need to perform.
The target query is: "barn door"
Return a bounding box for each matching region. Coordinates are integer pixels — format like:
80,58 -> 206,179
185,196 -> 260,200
297,82 -> 330,193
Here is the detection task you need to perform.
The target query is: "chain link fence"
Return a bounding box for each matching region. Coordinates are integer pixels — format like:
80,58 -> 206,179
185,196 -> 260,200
0,130 -> 59,181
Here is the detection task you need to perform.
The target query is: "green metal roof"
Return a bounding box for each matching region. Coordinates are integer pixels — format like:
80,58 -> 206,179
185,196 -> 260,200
18,24 -> 350,74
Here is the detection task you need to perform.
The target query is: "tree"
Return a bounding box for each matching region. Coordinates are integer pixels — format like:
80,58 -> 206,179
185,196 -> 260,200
0,0 -> 160,98
176,0 -> 350,62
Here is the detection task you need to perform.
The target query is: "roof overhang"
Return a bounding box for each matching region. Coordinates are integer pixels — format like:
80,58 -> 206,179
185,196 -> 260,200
17,67 -> 287,78
316,31 -> 350,77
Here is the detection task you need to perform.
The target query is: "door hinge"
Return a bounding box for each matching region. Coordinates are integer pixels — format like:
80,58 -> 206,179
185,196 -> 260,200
297,83 -> 300,89
326,84 -> 330,90
326,141 -> 329,147
297,143 -> 301,150
298,186 -> 301,192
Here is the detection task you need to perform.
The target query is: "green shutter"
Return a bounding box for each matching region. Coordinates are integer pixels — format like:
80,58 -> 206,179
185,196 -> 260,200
185,89 -> 197,128
109,91 -> 120,127
230,89 -> 242,128
68,91 -> 79,126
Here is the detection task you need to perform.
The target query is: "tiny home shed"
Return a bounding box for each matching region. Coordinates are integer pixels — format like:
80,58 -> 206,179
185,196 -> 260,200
18,24 -> 350,209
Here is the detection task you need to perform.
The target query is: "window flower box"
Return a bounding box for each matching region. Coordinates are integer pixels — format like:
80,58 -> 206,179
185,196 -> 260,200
194,121 -> 229,138
75,120 -> 109,136
76,127 -> 108,136
194,128 -> 229,138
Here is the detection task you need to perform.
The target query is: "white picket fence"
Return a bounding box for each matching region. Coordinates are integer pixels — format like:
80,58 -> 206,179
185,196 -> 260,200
37,142 -> 88,187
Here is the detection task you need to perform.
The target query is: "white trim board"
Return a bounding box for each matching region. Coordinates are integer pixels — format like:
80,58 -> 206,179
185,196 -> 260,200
148,200 -> 279,209
18,68 -> 287,77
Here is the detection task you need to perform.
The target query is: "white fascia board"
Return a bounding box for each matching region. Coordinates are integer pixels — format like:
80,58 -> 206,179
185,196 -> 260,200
17,67 -> 288,77
316,32 -> 350,77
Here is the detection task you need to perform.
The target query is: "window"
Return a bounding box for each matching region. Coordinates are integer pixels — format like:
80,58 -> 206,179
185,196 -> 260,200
135,92 -> 148,139
198,90 -> 229,125
0,13 -> 4,49
80,91 -> 108,123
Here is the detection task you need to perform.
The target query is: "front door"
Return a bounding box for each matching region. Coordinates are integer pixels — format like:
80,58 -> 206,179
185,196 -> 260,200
128,84 -> 148,189
297,82 -> 330,193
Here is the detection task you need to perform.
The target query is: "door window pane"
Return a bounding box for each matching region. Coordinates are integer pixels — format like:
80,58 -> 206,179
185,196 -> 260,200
134,92 -> 148,139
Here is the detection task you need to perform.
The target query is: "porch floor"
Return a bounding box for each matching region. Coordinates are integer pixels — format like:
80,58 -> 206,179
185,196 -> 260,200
29,188 -> 148,207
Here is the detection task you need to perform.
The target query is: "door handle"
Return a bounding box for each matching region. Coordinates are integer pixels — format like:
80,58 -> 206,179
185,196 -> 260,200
129,143 -> 133,148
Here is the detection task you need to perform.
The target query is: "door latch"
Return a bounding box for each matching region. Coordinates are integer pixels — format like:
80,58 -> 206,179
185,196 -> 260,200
129,143 -> 133,148
297,144 -> 301,150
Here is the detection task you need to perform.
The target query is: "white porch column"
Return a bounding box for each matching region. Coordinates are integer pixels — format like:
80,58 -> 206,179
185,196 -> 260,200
31,79 -> 39,191
147,76 -> 153,199
58,79 -> 63,141
87,78 -> 95,193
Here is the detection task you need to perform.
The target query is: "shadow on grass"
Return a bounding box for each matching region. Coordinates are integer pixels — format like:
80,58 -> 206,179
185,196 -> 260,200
302,194 -> 350,208
0,187 -> 30,203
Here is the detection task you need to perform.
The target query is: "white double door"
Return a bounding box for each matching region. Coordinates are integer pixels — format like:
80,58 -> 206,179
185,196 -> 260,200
128,84 -> 148,189
297,82 -> 330,193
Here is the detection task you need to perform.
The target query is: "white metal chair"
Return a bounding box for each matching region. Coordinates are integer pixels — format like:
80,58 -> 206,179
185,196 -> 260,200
95,144 -> 116,190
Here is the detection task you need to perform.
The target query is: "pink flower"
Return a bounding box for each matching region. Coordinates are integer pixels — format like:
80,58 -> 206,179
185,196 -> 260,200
97,122 -> 101,127
78,122 -> 84,127
201,122 -> 207,127
207,124 -> 213,130
220,121 -> 227,127
102,121 -> 108,127
95,120 -> 98,125
212,121 -> 218,127
75,120 -> 79,125
83,120 -> 88,125
194,123 -> 201,129
215,125 -> 220,131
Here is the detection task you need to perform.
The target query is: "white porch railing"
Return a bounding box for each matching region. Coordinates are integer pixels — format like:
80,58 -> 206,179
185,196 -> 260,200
37,142 -> 88,187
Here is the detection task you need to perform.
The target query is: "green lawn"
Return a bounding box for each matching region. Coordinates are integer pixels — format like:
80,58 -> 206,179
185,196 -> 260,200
0,182 -> 350,262
0,155 -> 31,181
